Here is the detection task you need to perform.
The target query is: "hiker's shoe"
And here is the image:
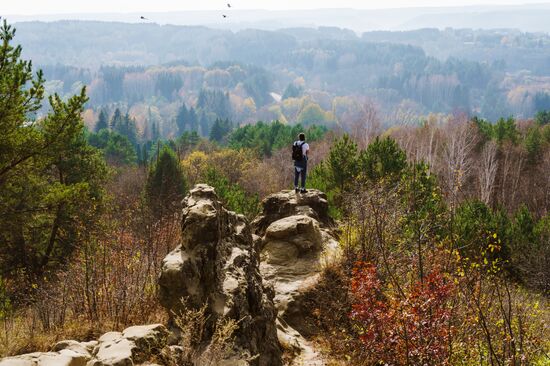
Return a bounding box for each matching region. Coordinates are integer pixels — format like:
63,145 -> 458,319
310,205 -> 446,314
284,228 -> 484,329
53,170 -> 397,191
295,187 -> 300,193
300,188 -> 307,193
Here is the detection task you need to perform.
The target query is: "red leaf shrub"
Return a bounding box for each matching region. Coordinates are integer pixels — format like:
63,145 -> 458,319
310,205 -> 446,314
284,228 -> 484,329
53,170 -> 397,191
350,262 -> 455,365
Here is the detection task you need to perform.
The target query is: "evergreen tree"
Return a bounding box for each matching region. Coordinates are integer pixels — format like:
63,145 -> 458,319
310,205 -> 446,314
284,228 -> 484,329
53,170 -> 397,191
494,117 -> 518,144
227,122 -> 326,156
0,20 -> 108,285
176,105 -> 199,135
243,71 -> 271,106
151,121 -> 160,141
210,118 -> 223,142
176,104 -> 189,135
359,136 -> 407,182
144,146 -> 187,218
307,133 -> 359,217
204,168 -> 260,219
525,126 -> 543,164
141,144 -> 150,167
209,118 -> 232,143
110,108 -> 123,130
176,131 -> 201,154
197,90 -> 208,109
473,116 -> 494,142
88,130 -> 137,165
95,108 -> 109,132
512,205 -> 537,249
146,107 -> 163,141
99,66 -> 124,102
535,110 -> 550,126
155,72 -> 182,101
327,134 -> 360,192
399,162 -> 445,281
197,89 -> 231,119
454,201 -> 512,262
136,144 -> 143,166
123,113 -> 138,145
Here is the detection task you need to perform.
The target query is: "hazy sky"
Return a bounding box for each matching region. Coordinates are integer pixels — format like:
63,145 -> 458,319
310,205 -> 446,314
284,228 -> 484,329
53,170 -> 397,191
3,0 -> 550,14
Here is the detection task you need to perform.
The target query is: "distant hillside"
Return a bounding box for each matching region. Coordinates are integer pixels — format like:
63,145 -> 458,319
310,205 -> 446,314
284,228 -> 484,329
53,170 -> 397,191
399,8 -> 550,33
7,21 -> 550,124
362,28 -> 550,75
12,21 -> 550,72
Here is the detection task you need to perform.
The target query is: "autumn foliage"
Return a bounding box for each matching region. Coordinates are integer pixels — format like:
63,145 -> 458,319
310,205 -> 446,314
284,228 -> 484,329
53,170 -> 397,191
350,263 -> 454,365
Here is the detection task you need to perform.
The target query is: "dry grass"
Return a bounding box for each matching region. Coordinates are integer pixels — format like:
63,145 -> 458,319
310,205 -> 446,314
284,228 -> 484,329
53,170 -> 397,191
0,307 -> 167,357
163,298 -> 241,366
0,168 -> 179,358
200,317 -> 240,366
171,299 -> 209,364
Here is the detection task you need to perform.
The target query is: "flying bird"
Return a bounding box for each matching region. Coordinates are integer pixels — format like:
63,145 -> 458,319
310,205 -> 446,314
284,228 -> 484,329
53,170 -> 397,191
140,16 -> 150,20
227,3 -> 231,7
222,14 -> 227,18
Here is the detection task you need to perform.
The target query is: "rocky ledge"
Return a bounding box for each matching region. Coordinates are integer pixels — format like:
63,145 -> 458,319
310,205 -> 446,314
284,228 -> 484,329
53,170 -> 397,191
253,189 -> 340,365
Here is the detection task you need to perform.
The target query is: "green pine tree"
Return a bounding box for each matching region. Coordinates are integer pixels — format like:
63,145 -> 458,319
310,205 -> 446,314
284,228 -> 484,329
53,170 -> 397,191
144,146 -> 187,218
327,134 -> 360,192
176,104 -> 189,135
95,108 -> 109,132
525,127 -> 542,164
359,136 -> 407,182
209,118 -> 232,143
0,20 -> 108,285
535,110 -> 550,126
88,130 -> 137,165
110,108 -> 123,130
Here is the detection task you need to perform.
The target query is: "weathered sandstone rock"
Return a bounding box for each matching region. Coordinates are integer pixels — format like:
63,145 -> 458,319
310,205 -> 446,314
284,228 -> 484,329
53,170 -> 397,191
255,190 -> 339,366
158,184 -> 282,366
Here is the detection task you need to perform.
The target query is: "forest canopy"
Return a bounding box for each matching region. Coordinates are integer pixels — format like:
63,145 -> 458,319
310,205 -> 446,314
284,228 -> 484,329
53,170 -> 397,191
12,21 -> 550,140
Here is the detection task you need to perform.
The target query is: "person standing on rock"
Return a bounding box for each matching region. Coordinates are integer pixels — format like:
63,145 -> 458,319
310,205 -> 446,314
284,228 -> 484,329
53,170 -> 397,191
292,132 -> 310,193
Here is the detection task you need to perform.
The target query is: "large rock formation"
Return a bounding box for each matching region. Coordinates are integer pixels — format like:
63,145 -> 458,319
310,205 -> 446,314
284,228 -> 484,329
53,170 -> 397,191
1,187 -> 338,366
158,184 -> 282,366
254,190 -> 340,366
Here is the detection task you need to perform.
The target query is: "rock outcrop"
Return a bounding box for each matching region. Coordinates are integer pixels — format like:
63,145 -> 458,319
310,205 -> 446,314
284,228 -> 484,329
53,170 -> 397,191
1,186 -> 338,366
158,184 -> 282,366
254,190 -> 340,366
252,190 -> 333,238
254,190 -> 338,324
0,324 -> 168,366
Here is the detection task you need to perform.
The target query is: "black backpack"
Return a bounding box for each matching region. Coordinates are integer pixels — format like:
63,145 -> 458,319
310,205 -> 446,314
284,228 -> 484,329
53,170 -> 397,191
292,141 -> 304,161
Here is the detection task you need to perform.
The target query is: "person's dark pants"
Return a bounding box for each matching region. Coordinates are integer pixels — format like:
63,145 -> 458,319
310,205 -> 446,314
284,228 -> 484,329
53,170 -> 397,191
294,160 -> 307,189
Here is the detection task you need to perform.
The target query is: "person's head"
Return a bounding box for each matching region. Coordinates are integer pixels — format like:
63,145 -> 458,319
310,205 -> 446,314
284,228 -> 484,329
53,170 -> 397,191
298,133 -> 305,141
